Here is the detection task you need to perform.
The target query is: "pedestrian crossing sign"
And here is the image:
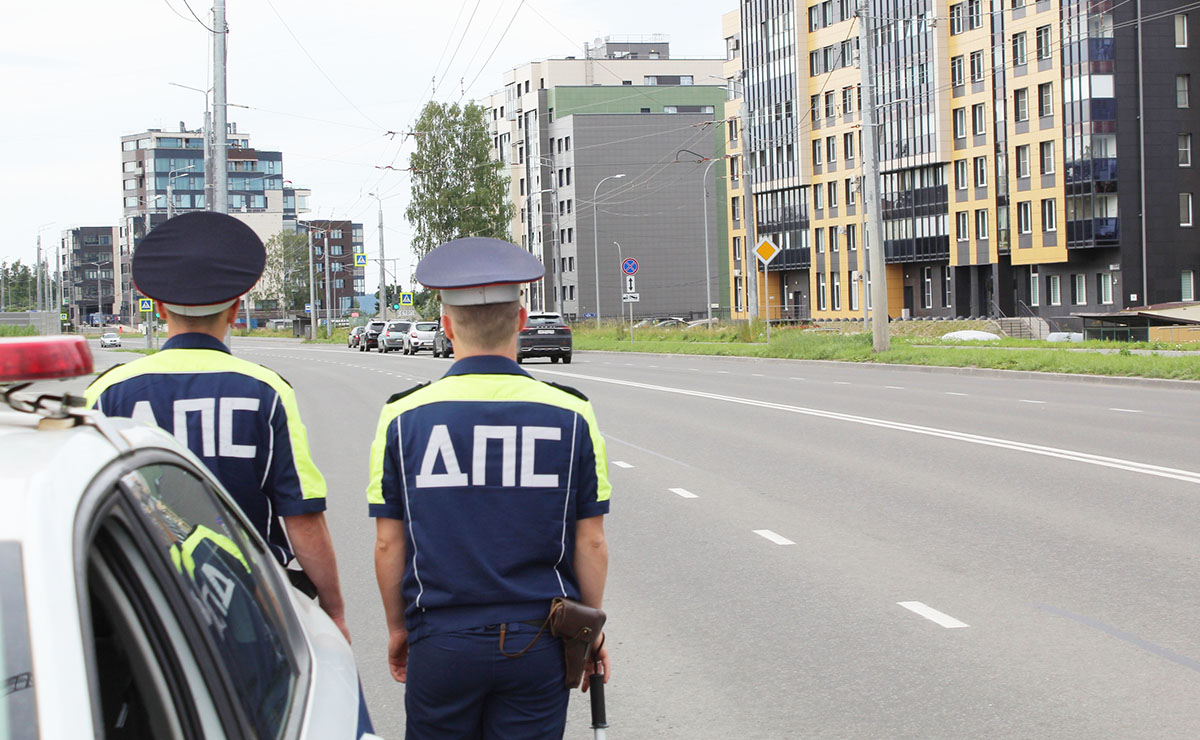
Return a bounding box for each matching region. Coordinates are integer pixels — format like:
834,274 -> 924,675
139,298 -> 154,312
400,293 -> 414,306
355,254 -> 368,267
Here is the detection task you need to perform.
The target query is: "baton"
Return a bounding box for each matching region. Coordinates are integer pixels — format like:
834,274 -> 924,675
589,658 -> 608,739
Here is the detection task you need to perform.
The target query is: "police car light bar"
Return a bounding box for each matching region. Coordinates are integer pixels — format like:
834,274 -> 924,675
0,336 -> 94,383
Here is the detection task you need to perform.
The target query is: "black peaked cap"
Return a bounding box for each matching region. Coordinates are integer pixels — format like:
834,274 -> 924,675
132,212 -> 266,306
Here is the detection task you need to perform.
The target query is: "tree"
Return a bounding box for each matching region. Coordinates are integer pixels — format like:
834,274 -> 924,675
405,101 -> 514,260
255,231 -> 311,315
0,260 -> 36,311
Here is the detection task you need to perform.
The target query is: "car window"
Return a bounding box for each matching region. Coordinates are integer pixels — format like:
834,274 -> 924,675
526,315 -> 563,326
0,542 -> 37,739
414,323 -> 437,332
122,464 -> 304,740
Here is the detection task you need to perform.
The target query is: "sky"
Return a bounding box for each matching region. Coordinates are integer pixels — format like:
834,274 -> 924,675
2,0 -> 734,290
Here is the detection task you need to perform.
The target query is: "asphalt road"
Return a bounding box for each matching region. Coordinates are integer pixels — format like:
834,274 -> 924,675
90,338 -> 1200,737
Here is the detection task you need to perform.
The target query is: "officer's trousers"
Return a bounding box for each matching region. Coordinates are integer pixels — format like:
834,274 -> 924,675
405,622 -> 568,740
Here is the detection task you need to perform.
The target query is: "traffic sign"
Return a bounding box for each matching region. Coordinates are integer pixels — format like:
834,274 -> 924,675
622,258 -> 639,275
138,298 -> 153,312
304,303 -> 312,314
400,293 -> 414,306
622,293 -> 640,303
754,238 -> 781,265
59,313 -> 68,321
625,275 -> 636,293
354,254 -> 368,267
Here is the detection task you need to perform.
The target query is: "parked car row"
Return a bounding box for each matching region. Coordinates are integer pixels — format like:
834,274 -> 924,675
346,312 -> 574,364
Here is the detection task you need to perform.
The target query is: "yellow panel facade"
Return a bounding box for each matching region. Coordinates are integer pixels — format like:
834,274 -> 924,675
722,8 -> 750,320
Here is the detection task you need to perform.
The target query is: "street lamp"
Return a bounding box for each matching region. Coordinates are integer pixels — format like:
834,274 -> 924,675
678,149 -> 717,325
167,164 -> 196,218
368,192 -> 386,320
80,261 -> 110,326
591,174 -> 626,327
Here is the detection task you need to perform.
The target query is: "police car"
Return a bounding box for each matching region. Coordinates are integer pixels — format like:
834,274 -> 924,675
0,335 -> 380,740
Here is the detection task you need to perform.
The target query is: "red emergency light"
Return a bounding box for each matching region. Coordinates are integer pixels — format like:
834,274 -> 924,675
0,336 -> 94,383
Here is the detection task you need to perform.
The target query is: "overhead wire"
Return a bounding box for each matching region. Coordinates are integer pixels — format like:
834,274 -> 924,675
180,0 -> 216,32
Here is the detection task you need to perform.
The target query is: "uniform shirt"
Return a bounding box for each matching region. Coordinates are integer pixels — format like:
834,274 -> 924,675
85,333 -> 326,564
367,355 -> 610,643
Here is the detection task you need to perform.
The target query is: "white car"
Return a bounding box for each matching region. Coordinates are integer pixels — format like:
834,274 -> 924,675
99,332 -> 121,348
403,321 -> 439,355
0,336 -> 381,740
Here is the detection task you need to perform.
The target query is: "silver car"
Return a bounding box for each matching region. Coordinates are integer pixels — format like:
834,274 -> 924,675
99,332 -> 121,348
378,321 -> 410,353
404,321 -> 439,355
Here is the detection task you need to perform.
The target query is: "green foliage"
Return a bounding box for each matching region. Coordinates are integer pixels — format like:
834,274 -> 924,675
1,260 -> 46,312
405,101 -> 514,258
0,325 -> 37,337
256,231 -> 312,314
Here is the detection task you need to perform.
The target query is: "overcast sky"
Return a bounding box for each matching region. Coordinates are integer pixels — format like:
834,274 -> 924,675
3,0 -> 733,288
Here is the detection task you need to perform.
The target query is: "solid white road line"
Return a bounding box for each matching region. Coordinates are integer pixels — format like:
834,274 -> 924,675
1109,408 -> 1143,413
613,461 -> 634,468
534,369 -> 1200,486
669,487 -> 698,499
897,601 -> 970,629
753,529 -> 796,545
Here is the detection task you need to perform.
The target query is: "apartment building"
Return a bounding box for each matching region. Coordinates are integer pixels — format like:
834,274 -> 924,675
726,0 -> 1199,324
481,37 -> 727,317
308,220 -> 367,316
60,227 -> 119,326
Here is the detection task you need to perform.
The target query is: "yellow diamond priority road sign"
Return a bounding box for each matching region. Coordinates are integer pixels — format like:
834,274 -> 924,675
754,238 -> 780,266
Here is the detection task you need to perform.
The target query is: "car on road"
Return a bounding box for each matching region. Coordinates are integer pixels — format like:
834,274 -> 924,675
0,335 -> 378,740
378,320 -> 410,353
361,320 -> 387,351
347,326 -> 366,348
432,321 -> 453,358
404,321 -> 439,355
99,332 -> 121,348
518,312 -> 572,364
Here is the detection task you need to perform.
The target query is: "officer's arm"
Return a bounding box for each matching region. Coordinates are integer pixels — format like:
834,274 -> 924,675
374,517 -> 410,683
284,513 -> 349,642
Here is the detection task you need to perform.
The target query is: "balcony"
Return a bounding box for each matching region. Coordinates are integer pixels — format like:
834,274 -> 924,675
885,235 -> 950,263
767,248 -> 811,271
1067,217 -> 1120,247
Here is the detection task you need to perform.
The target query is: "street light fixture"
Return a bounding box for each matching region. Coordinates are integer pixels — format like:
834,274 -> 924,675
591,174 -> 626,327
677,149 -> 717,325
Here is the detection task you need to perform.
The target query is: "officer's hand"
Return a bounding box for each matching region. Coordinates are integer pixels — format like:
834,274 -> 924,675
332,615 -> 352,645
580,634 -> 610,693
388,629 -> 410,683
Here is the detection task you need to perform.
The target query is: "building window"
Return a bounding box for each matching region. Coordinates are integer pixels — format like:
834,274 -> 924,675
976,209 -> 989,239
842,87 -> 854,114
1179,75 -> 1192,108
1099,272 -> 1114,304
814,184 -> 824,210
832,272 -> 842,310
1183,270 -> 1196,301
956,211 -> 969,240
815,227 -> 825,253
1030,270 -> 1040,306
955,159 -> 968,190
951,56 -> 964,87
1016,145 -> 1030,178
1036,25 -> 1052,60
827,183 -> 838,210
975,156 -> 988,187
1180,134 -> 1193,166
844,132 -> 855,160
1018,201 -> 1032,233
922,266 -> 933,308
812,140 -> 823,166
1072,273 -> 1087,305
850,273 -> 860,311
827,136 -> 837,163
825,92 -> 836,118
950,3 -> 964,33
847,223 -> 857,249
731,196 -> 741,222
1042,198 -> 1057,231
1177,14 -> 1189,47
1049,274 -> 1061,305
1182,192 -> 1194,226
953,108 -> 966,138
1012,32 -> 1027,65
1038,82 -> 1053,117
817,273 -> 828,309
1014,88 -> 1029,121
810,51 -> 821,75
970,51 -> 985,82
972,103 -> 987,135
1040,140 -> 1055,174
846,178 -> 856,205
943,266 -> 953,308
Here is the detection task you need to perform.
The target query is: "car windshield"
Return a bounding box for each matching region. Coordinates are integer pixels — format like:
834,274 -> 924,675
526,315 -> 563,326
387,323 -> 406,330
368,322 -> 385,331
415,323 -> 438,332
102,334 -> 117,339
0,542 -> 37,737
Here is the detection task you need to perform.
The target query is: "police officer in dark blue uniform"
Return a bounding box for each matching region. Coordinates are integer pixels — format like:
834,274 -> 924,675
369,237 -> 611,739
85,212 -> 351,642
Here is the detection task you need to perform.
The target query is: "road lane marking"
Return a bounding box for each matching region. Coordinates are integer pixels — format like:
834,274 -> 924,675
1109,408 -> 1142,413
603,433 -> 699,470
1019,399 -> 1046,404
1033,603 -> 1200,674
753,529 -> 795,545
945,392 -> 968,396
536,369 -> 1200,485
789,377 -> 805,381
897,602 -> 969,629
752,373 -> 765,377
887,385 -> 905,390
669,487 -> 698,498
834,381 -> 851,385
612,461 -> 634,468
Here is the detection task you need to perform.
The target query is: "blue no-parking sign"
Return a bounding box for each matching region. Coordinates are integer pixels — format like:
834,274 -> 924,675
622,258 -> 639,275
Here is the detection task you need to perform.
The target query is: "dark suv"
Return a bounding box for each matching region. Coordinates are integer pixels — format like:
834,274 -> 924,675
517,312 -> 572,364
361,320 -> 387,351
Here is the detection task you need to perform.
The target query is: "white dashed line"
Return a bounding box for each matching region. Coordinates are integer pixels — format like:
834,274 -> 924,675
752,529 -> 795,545
945,392 -> 968,396
752,373 -> 765,377
669,488 -> 698,499
717,370 -> 730,374
689,368 -> 700,372
886,385 -> 905,390
1019,399 -> 1046,404
612,461 -> 634,469
897,601 -> 970,629
789,377 -> 805,381
1109,408 -> 1142,414
834,381 -> 851,385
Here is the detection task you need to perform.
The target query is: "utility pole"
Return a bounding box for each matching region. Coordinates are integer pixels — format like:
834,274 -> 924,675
323,229 -> 333,339
35,236 -> 43,312
370,193 -> 386,319
212,0 -> 229,214
738,99 -> 759,320
858,0 -> 890,352
307,228 -> 317,341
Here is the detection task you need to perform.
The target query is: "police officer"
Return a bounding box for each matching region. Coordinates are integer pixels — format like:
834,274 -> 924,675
369,237 -> 611,739
85,212 -> 350,641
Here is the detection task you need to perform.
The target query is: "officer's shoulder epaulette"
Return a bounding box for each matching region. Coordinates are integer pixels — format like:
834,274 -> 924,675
544,381 -> 589,402
90,362 -> 127,384
386,382 -> 431,405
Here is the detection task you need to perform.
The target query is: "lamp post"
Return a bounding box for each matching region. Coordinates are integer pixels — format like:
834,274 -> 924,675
368,192 -> 387,320
168,82 -> 213,210
677,149 -> 718,325
80,261 -> 109,326
167,164 -> 196,218
591,174 -> 626,327
298,221 -> 325,341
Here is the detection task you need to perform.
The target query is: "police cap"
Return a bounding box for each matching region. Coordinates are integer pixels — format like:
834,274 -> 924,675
133,212 -> 266,316
415,237 -> 544,306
